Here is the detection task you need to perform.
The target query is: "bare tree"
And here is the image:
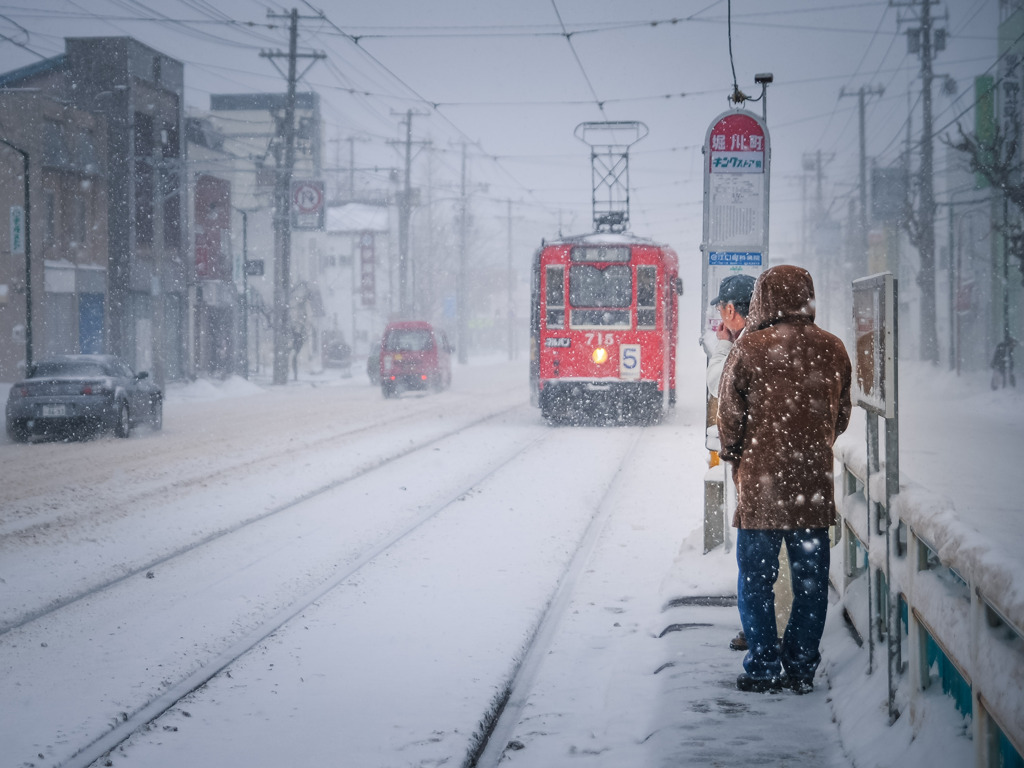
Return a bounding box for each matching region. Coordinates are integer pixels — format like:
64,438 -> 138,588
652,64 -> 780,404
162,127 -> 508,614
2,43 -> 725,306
946,124 -> 1021,388
946,124 -> 1024,285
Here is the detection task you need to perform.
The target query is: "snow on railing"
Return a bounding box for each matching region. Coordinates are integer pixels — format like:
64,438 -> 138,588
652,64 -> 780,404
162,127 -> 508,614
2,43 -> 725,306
832,442 -> 1024,767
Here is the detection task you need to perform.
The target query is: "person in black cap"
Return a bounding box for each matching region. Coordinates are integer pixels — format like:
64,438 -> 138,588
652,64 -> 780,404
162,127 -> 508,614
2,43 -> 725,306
706,273 -> 756,396
705,273 -> 757,652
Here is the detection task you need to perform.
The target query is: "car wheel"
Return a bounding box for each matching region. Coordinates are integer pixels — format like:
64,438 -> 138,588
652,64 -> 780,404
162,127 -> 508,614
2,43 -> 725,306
7,419 -> 30,443
114,400 -> 131,438
381,381 -> 396,399
149,397 -> 163,430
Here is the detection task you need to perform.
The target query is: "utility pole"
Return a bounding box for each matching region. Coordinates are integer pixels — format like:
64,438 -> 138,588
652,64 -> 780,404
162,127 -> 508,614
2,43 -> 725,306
457,142 -> 469,364
894,0 -> 946,363
507,199 -> 515,361
261,8 -> 324,384
802,151 -> 835,230
388,110 -> 429,316
803,150 -> 836,324
840,84 -> 885,277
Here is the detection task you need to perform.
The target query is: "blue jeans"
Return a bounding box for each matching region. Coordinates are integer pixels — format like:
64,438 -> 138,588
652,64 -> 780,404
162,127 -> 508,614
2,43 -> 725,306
736,528 -> 830,681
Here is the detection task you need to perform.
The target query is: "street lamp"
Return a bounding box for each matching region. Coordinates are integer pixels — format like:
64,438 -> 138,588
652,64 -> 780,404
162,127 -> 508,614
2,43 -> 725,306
0,138 -> 31,371
754,72 -> 773,122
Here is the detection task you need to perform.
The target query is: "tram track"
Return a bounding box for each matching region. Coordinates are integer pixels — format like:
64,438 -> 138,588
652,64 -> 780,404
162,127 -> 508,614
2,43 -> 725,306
466,427 -> 645,768
0,400 -> 525,637
4,378 -> 660,768
52,418 -> 553,768
0,388 -> 519,542
94,427 -> 647,768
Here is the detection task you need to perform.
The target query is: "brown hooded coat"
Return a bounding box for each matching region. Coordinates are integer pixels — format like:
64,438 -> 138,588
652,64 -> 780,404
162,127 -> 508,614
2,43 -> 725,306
717,265 -> 852,530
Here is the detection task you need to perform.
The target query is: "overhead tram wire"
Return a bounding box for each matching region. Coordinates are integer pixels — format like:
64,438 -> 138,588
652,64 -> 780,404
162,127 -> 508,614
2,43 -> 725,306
870,25 -> 1024,169
107,0 -> 284,48
549,0 -> 608,119
0,14 -> 48,60
812,3 -> 894,152
727,0 -> 741,103
314,5 -> 896,42
818,4 -> 1007,176
297,0 -> 560,220
951,0 -> 993,37
299,5 -> 561,222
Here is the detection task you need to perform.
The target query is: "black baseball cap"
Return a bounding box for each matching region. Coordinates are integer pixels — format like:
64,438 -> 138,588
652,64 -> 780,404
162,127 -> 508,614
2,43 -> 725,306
710,273 -> 756,306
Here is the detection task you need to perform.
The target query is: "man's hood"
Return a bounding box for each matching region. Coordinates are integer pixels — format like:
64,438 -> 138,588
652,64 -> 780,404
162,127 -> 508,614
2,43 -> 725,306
746,265 -> 816,331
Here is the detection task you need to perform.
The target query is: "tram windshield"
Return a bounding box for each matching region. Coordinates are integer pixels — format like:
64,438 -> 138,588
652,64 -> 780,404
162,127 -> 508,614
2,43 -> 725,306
569,264 -> 632,307
569,264 -> 632,327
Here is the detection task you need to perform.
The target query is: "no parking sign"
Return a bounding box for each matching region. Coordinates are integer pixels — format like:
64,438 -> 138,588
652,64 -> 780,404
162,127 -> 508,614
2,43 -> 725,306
291,180 -> 325,230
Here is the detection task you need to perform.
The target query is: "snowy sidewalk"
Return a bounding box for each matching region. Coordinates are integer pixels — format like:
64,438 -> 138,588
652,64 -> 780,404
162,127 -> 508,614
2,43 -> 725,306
650,600 -> 851,767
486,414 -> 852,767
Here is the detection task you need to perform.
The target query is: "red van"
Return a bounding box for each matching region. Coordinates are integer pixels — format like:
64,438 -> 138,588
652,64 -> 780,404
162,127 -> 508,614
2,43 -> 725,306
378,321 -> 453,398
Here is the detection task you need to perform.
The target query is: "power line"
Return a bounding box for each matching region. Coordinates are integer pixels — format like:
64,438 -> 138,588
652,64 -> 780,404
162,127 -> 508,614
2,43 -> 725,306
549,0 -> 607,117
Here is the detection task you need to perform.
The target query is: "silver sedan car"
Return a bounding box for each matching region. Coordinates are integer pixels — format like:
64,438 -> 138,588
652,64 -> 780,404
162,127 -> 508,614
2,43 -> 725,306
5,354 -> 163,442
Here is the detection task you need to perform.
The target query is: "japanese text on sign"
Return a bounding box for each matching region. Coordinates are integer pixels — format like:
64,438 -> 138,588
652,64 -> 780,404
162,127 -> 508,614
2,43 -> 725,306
708,113 -> 766,175
10,206 -> 24,254
709,251 -> 763,266
711,153 -> 763,172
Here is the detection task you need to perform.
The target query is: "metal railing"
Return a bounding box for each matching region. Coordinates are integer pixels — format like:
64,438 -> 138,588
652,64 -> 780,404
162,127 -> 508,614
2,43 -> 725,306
831,442 -> 1023,768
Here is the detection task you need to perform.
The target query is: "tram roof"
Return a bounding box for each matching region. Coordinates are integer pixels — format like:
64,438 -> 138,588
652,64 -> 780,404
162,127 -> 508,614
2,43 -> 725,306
545,231 -> 667,248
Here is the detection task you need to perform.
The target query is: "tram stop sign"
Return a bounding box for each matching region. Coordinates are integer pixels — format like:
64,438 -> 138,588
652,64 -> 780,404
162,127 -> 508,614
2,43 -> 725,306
700,109 -> 770,553
291,180 -> 325,230
700,110 -> 770,339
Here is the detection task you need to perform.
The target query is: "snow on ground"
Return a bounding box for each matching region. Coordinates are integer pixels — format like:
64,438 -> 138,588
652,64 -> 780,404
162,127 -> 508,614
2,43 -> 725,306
134,353 -> 1021,765
1,345 -> 1021,767
873,361 -> 1024,628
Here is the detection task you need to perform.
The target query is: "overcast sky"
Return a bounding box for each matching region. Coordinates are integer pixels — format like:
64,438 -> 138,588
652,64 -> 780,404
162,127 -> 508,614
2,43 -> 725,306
0,1 -> 1002,266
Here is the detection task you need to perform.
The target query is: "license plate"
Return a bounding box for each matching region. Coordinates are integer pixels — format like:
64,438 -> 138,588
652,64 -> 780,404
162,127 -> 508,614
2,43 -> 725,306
41,404 -> 66,417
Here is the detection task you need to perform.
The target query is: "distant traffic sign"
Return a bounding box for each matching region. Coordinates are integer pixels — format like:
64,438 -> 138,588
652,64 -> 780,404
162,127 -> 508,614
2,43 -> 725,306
291,180 -> 325,230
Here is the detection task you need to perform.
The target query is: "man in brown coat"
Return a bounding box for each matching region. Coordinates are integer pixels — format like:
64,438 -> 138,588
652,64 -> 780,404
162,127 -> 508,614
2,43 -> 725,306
717,265 -> 852,694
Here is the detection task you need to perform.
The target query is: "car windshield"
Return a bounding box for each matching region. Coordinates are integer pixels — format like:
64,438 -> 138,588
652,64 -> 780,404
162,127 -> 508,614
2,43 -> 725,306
31,361 -> 109,378
384,329 -> 433,352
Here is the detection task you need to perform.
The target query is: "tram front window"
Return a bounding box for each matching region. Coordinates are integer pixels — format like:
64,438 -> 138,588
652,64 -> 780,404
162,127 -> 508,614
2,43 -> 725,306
569,264 -> 632,327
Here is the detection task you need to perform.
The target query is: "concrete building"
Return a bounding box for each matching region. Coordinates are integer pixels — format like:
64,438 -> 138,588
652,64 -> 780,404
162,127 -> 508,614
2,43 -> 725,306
0,90 -> 108,380
0,37 -> 189,386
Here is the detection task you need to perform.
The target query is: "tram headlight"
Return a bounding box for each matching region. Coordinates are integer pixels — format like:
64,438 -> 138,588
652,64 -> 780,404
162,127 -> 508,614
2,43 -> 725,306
592,347 -> 609,364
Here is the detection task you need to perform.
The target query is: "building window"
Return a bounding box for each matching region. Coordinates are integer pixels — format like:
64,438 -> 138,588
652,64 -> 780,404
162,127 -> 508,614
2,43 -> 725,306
134,112 -> 154,246
42,190 -> 56,245
161,122 -> 181,250
73,130 -> 98,175
70,196 -> 87,247
42,120 -> 69,168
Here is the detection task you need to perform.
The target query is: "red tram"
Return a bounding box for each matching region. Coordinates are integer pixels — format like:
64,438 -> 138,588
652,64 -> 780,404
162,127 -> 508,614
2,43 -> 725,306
529,233 -> 681,425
